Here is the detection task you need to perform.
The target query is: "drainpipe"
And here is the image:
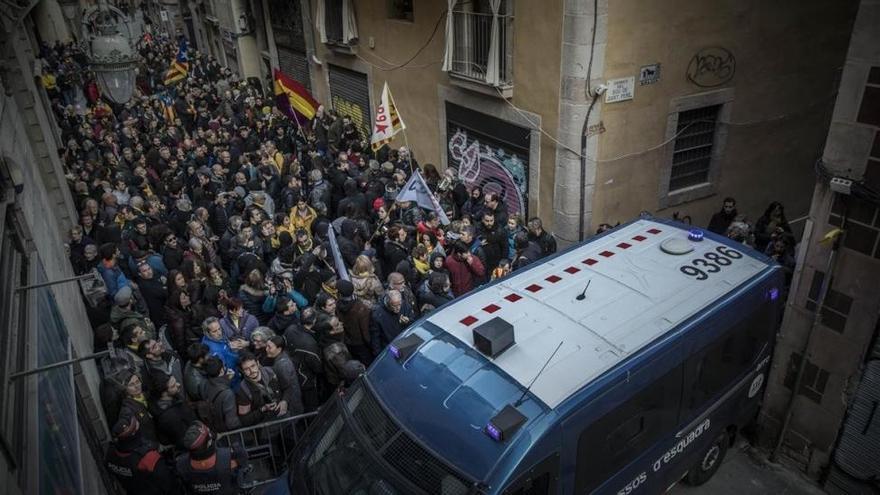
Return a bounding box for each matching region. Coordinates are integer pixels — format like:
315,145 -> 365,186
578,95 -> 598,242
770,193 -> 845,462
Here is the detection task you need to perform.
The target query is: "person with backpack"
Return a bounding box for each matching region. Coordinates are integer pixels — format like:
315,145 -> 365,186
199,356 -> 241,432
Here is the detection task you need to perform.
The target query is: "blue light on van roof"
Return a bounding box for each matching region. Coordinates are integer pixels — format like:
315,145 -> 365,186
688,229 -> 704,242
389,345 -> 401,359
486,423 -> 503,442
485,405 -> 527,442
388,334 -> 424,362
768,287 -> 780,301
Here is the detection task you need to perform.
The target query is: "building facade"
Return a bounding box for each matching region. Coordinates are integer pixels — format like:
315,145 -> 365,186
758,0 -> 880,488
184,0 -> 859,244
0,5 -> 110,495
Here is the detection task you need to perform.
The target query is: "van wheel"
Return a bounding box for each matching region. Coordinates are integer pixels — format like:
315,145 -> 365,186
685,433 -> 728,486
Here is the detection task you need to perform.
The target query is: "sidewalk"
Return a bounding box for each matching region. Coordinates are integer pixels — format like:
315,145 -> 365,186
670,441 -> 826,495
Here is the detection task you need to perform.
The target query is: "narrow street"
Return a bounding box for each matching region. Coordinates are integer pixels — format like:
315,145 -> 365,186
671,442 -> 825,495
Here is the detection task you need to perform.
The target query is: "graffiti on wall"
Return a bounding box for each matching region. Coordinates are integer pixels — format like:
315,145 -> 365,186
448,129 -> 528,217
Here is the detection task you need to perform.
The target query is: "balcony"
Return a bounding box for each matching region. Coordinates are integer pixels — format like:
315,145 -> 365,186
448,8 -> 513,96
319,0 -> 357,52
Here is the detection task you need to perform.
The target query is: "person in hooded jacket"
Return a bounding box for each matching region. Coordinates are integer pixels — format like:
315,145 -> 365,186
283,307 -> 324,412
512,231 -> 544,271
147,370 -> 196,450
418,272 -> 454,310
164,289 -> 201,357
335,280 -> 373,366
337,218 -> 363,268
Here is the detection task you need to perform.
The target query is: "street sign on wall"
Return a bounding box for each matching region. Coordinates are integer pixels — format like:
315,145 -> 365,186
605,77 -> 635,103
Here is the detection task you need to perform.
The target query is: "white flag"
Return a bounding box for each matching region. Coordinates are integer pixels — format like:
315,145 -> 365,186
395,170 -> 450,225
327,226 -> 350,282
370,82 -> 406,151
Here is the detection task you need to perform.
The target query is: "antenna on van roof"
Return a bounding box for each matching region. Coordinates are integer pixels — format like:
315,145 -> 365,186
576,280 -> 592,301
514,340 -> 564,407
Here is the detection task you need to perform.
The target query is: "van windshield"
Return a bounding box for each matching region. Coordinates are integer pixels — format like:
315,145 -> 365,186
293,379 -> 473,495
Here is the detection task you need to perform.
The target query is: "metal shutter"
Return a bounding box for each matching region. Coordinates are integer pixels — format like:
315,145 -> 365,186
829,360 -> 880,486
328,65 -> 371,141
277,46 -> 311,90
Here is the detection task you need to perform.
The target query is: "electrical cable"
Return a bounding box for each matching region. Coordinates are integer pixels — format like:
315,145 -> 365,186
354,7 -> 447,72
578,0 -> 600,241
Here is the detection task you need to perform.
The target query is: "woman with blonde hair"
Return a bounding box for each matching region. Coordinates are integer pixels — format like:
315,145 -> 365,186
350,255 -> 384,308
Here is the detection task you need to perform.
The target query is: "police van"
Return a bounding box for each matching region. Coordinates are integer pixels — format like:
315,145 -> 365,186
283,218 -> 783,494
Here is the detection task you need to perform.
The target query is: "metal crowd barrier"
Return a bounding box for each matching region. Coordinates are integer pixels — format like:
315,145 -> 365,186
216,412 -> 319,488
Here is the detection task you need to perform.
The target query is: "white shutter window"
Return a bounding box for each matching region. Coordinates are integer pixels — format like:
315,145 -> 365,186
315,0 -> 328,43
342,0 -> 359,44
441,0 -> 458,72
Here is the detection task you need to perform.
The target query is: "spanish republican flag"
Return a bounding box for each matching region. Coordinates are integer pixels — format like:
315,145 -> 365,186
370,82 -> 405,151
273,69 -> 320,122
163,39 -> 189,86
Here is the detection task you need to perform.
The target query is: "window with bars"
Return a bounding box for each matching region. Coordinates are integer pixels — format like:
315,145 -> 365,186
669,105 -> 721,192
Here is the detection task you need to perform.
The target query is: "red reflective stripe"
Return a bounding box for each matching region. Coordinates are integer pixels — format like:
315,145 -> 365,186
138,450 -> 161,472
504,293 -> 523,302
483,304 -> 501,314
632,235 -> 647,242
617,242 -> 632,249
460,315 -> 478,326
599,251 -> 615,257
583,258 -> 598,266
525,284 -> 543,292
647,228 -> 662,234
564,266 -> 581,274
545,275 -> 561,283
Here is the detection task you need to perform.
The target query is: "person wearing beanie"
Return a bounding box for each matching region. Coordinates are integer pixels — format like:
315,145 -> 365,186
105,412 -> 180,494
110,285 -> 157,341
335,279 -> 373,366
175,421 -> 250,495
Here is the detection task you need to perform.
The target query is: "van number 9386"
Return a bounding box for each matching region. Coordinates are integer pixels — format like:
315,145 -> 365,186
617,472 -> 647,495
679,246 -> 743,281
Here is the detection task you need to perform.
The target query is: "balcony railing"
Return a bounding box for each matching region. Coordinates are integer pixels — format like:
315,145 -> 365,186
449,10 -> 513,88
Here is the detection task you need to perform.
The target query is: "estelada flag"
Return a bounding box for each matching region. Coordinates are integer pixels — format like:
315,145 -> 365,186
163,39 -> 189,86
371,82 -> 405,152
273,69 -> 320,122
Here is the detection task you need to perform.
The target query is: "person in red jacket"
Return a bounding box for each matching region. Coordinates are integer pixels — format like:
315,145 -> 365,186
445,240 -> 486,297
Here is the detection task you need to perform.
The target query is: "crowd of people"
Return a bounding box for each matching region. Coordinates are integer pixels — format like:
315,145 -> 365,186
40,23 -> 802,491
46,32 -> 559,493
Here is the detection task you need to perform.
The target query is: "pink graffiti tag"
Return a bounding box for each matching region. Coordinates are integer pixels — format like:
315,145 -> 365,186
448,129 -> 526,217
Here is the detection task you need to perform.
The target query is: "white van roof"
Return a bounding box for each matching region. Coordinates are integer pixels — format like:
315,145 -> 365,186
426,219 -> 772,408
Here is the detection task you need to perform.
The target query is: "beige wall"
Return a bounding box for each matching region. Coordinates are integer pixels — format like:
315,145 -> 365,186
307,0 -> 564,222
594,0 -> 858,230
